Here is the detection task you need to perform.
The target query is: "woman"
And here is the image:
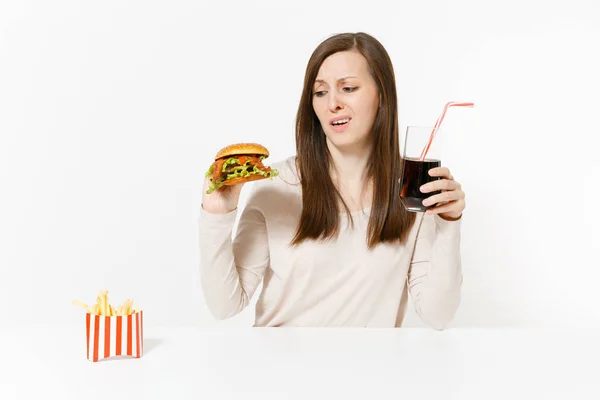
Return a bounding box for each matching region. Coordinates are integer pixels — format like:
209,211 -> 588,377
199,32 -> 465,329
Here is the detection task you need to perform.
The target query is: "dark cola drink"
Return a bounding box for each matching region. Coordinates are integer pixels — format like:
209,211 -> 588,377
400,157 -> 442,212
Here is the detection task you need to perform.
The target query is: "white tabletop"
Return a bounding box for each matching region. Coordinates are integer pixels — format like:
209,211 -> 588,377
2,325 -> 599,399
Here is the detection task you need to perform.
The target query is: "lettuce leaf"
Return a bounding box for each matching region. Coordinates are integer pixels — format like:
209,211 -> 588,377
204,163 -> 213,178
222,157 -> 242,170
205,157 -> 278,194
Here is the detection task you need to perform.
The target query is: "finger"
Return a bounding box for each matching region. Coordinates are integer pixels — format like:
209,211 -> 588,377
204,177 -> 238,196
422,190 -> 463,207
428,167 -> 453,180
425,199 -> 464,215
420,179 -> 461,194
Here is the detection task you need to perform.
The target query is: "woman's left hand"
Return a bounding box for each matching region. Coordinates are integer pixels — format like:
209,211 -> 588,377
420,167 -> 465,220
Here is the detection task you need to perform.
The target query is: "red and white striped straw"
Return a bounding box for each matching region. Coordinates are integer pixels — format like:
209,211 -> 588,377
419,101 -> 474,160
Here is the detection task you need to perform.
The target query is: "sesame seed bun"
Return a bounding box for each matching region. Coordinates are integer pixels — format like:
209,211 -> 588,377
214,143 -> 270,160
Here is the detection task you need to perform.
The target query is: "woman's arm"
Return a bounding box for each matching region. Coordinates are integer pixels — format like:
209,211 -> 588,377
198,188 -> 270,320
406,214 -> 463,330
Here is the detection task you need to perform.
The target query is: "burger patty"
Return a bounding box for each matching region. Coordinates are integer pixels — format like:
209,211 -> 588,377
211,155 -> 271,182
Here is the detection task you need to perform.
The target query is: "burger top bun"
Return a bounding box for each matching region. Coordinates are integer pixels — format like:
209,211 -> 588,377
214,143 -> 270,160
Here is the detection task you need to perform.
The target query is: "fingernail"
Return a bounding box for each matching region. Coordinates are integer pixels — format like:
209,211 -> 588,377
420,185 -> 426,192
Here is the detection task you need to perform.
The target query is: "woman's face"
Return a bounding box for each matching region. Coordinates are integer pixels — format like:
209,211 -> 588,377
312,50 -> 380,152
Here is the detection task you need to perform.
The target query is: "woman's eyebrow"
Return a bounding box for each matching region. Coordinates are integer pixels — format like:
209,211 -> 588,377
314,76 -> 358,84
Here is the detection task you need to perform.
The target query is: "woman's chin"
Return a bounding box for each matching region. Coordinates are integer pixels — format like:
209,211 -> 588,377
325,133 -> 370,152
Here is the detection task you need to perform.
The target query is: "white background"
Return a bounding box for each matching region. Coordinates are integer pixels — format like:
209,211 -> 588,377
1,0 -> 599,331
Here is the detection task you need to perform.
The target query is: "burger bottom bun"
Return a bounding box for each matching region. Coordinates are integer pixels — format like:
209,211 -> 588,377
222,174 -> 269,186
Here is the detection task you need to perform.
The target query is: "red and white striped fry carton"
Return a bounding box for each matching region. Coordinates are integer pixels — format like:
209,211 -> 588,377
85,310 -> 144,362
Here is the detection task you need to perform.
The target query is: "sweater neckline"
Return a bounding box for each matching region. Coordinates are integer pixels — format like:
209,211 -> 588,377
340,206 -> 371,218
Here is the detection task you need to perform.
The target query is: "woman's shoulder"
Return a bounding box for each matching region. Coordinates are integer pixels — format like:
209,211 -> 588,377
243,155 -> 302,213
245,154 -> 300,195
267,155 -> 301,186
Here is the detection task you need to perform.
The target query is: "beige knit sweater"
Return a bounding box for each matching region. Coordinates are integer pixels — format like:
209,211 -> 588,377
198,156 -> 462,329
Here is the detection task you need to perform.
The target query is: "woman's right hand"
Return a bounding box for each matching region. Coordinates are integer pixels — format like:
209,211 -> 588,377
201,177 -> 245,214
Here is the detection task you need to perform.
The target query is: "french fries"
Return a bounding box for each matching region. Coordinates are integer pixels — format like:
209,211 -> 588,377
73,290 -> 140,316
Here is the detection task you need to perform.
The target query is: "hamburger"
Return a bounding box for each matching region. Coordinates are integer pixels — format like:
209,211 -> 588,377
205,143 -> 279,194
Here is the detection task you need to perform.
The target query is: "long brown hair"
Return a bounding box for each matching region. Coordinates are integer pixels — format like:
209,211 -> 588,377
290,32 -> 416,249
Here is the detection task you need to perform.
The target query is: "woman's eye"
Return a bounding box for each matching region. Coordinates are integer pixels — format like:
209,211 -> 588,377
314,91 -> 326,97
343,86 -> 358,92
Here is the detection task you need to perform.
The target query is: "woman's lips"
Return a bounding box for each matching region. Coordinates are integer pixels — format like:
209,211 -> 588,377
330,117 -> 352,132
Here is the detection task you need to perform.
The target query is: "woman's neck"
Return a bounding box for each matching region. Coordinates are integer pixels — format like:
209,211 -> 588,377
327,141 -> 373,211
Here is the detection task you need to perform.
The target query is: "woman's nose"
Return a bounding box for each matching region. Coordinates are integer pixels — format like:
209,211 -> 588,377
328,93 -> 344,112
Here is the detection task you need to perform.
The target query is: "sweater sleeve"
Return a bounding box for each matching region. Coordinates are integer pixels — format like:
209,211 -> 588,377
406,213 -> 463,330
198,190 -> 270,320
